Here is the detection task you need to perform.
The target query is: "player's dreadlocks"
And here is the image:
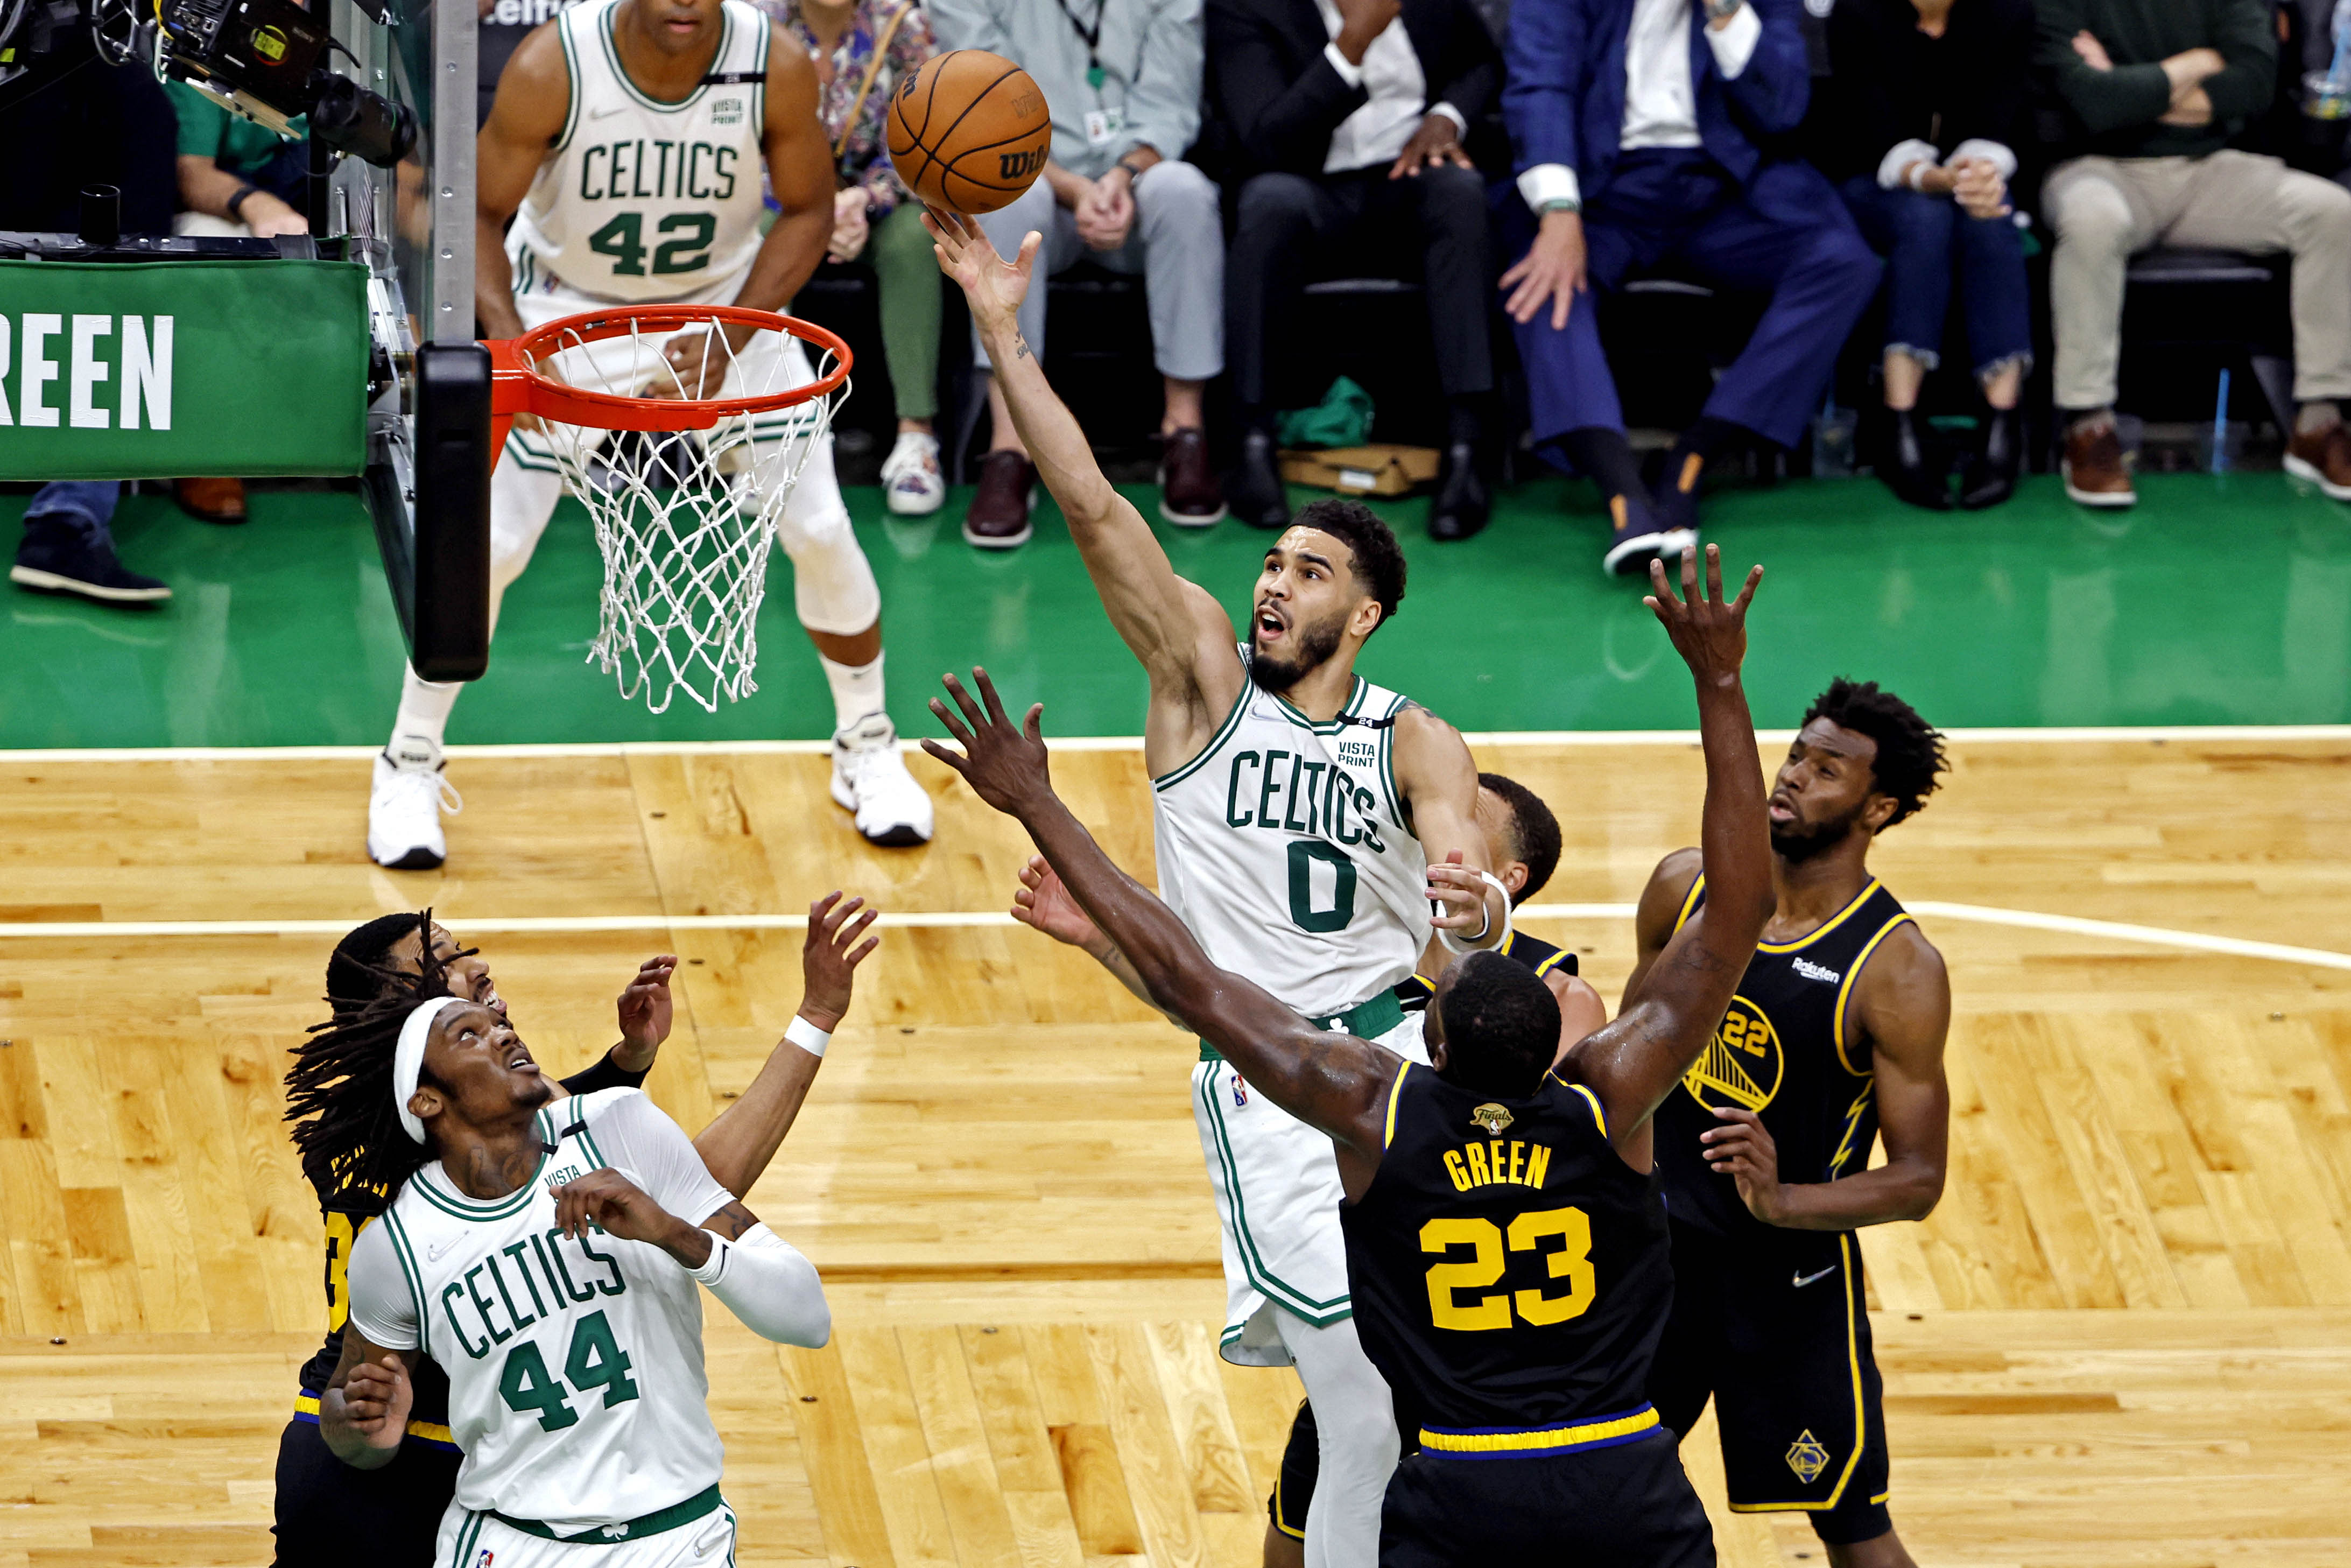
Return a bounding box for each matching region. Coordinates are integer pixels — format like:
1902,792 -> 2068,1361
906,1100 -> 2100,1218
1803,678 -> 1948,827
285,910 -> 464,1201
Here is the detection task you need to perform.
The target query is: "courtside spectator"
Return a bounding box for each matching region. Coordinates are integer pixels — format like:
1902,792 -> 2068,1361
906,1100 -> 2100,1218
11,483 -> 170,607
1501,0 -> 1878,574
930,0 -> 1227,548
2038,0 -> 2351,508
764,0 -> 949,517
1208,0 -> 1504,540
1820,0 -> 2032,511
168,78 -> 310,526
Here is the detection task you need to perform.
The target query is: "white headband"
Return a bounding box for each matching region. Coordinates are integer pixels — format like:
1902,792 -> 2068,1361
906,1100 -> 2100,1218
394,996 -> 467,1145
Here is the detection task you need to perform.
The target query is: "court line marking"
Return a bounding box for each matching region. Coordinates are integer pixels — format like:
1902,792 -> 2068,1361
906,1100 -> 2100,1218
3,902 -> 2348,973
3,724 -> 2349,763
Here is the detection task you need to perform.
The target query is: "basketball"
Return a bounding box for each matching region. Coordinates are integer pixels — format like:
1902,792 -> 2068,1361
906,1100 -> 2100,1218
886,49 -> 1052,215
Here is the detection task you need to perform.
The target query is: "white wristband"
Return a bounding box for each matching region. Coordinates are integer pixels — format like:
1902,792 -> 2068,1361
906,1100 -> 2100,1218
785,1016 -> 830,1059
688,1232 -> 731,1285
1435,871 -> 1514,955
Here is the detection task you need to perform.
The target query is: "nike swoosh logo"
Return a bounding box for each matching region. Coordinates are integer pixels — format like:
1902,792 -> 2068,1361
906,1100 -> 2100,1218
1792,1265 -> 1836,1289
427,1236 -> 461,1262
589,103 -> 629,118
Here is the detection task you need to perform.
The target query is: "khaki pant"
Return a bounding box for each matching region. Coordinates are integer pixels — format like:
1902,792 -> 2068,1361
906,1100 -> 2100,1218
2044,149 -> 2351,410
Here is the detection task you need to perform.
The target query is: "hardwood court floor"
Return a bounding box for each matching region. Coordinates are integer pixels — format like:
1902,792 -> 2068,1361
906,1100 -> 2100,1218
2,733 -> 2348,1565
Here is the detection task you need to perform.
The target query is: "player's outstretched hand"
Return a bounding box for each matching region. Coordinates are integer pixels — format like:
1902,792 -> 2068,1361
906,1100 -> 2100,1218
1013,854 -> 1106,950
800,890 -> 880,1031
1646,544 -> 1762,687
616,955 -> 678,1058
1425,848 -> 1499,934
340,1354 -> 413,1453
923,209 -> 1039,336
921,668 -> 1053,818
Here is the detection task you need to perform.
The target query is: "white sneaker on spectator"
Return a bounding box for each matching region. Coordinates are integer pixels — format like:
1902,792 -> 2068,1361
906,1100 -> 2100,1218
369,739 -> 462,870
881,432 -> 946,516
831,713 -> 934,847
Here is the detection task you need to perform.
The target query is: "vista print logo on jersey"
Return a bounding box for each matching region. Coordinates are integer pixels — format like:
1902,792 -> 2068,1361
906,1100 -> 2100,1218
710,96 -> 745,128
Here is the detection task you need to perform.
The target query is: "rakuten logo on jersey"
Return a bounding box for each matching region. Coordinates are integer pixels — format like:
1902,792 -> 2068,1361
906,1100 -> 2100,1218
489,0 -> 574,24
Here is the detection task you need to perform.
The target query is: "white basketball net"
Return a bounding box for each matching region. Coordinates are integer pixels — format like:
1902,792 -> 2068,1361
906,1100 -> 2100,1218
527,317 -> 844,715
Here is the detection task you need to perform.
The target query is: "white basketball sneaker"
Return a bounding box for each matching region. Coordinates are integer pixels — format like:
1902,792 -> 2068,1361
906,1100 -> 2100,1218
880,431 -> 946,516
830,713 -> 933,847
369,737 -> 463,870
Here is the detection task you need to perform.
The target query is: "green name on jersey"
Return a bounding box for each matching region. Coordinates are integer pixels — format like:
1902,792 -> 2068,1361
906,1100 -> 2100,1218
1221,748 -> 1386,933
579,140 -> 738,202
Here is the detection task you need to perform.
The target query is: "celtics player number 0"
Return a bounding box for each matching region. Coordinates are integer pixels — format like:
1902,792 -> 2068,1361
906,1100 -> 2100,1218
1419,1207 -> 1599,1331
1286,841 -> 1358,933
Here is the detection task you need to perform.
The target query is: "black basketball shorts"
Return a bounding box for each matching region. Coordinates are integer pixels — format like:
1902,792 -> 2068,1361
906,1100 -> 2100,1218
1647,1218 -> 1892,1546
273,1413 -> 462,1567
1267,1398 -> 1318,1541
1378,1426 -> 1713,1567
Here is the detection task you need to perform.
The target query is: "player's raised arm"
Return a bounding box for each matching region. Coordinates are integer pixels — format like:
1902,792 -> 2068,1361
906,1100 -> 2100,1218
474,24 -> 573,343
926,214 -> 1237,708
1393,714 -> 1510,951
1563,547 -> 1772,1145
923,670 -> 1395,1162
691,890 -> 878,1196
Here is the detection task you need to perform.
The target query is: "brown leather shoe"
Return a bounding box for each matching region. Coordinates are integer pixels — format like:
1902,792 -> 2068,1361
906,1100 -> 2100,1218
2286,419 -> 2351,501
1157,428 -> 1226,527
962,451 -> 1036,549
2060,419 -> 2135,509
175,476 -> 248,523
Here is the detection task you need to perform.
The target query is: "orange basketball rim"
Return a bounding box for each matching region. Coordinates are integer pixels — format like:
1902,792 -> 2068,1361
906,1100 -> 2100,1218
483,304 -> 853,455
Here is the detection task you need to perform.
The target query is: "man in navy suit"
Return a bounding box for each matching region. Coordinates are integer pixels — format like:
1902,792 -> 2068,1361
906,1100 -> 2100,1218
1501,0 -> 1879,573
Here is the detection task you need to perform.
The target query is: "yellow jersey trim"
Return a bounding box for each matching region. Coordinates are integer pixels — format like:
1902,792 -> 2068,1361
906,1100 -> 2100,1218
1832,911 -> 1915,1077
1672,872 -> 1707,932
1418,1404 -> 1659,1456
293,1391 -> 455,1447
1755,880 -> 1884,954
1566,1082 -> 1608,1139
1382,1059 -> 1413,1149
1532,947 -> 1569,978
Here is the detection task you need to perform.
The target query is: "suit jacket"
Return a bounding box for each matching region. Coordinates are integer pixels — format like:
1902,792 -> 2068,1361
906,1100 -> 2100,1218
1207,0 -> 1503,178
1503,0 -> 1812,195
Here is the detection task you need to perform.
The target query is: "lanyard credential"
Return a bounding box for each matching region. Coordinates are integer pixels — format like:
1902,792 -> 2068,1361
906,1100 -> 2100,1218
1057,0 -> 1110,91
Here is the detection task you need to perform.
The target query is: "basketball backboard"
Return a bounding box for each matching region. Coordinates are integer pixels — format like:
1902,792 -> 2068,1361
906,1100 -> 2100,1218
329,0 -> 491,681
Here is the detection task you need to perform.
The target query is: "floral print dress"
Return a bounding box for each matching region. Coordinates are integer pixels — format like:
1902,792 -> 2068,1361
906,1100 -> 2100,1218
756,0 -> 936,214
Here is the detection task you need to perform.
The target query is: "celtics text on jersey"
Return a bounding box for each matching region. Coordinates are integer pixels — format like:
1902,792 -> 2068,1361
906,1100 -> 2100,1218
1152,660 -> 1431,1019
508,0 -> 771,302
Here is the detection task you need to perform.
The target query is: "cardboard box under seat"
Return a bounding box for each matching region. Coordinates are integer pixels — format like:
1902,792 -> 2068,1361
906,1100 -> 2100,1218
1277,445 -> 1442,497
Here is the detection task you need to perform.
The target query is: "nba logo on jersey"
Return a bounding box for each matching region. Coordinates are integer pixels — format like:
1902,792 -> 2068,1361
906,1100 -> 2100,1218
474,1551 -> 494,1567
711,96 -> 745,126
1233,1074 -> 1248,1108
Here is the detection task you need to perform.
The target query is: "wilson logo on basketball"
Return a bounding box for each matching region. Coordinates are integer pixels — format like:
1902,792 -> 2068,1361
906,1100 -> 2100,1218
997,149 -> 1045,180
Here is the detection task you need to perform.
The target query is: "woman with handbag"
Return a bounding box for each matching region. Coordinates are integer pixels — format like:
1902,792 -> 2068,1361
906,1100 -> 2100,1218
764,0 -> 947,515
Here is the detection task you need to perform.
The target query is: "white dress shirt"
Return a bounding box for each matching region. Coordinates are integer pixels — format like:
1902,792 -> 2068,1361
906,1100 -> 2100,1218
1515,0 -> 1761,212
1314,0 -> 1468,174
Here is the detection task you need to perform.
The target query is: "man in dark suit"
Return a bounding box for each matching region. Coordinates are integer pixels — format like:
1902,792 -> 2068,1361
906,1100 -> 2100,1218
1502,0 -> 1880,573
1211,0 -> 1505,540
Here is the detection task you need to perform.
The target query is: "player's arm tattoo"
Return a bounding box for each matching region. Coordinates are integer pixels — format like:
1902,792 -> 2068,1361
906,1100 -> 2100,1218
1012,335 -> 1034,361
704,1200 -> 759,1240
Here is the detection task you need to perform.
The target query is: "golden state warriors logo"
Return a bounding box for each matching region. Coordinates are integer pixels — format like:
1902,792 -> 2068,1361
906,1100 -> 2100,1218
1681,994 -> 1783,1112
1785,1430 -> 1831,1483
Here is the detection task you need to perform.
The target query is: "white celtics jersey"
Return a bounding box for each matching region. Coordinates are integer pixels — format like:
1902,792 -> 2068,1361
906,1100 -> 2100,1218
510,0 -> 771,301
1152,658 -> 1429,1019
346,1090 -> 736,1534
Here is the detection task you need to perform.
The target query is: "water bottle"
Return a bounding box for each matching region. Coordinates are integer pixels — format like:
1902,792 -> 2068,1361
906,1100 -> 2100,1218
2303,0 -> 2351,119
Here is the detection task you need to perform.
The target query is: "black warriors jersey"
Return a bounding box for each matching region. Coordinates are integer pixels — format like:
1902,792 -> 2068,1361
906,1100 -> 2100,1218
1340,1063 -> 1673,1457
1654,875 -> 1914,1239
1395,928 -> 1576,1012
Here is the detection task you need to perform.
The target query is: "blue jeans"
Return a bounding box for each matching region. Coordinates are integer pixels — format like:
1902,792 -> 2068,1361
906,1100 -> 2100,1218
1839,177 -> 2031,381
20,481 -> 121,554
